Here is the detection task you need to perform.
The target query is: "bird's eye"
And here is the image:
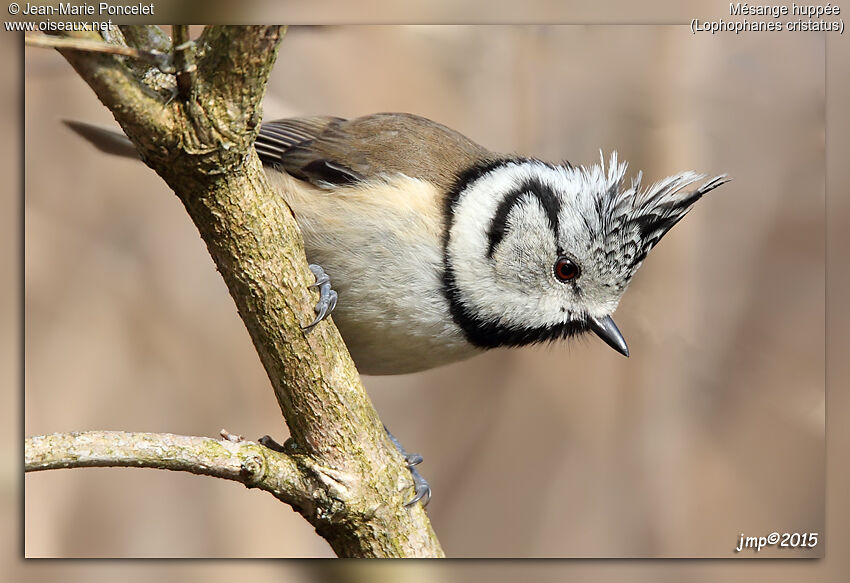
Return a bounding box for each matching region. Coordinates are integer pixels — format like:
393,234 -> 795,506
554,257 -> 580,282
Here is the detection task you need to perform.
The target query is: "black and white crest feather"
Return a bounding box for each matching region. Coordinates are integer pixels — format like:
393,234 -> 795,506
585,152 -> 730,284
443,152 -> 729,350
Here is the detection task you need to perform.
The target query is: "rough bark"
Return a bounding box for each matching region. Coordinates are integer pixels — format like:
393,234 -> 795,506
25,25 -> 443,558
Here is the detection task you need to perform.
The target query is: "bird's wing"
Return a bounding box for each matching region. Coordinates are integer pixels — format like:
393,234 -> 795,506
256,113 -> 496,192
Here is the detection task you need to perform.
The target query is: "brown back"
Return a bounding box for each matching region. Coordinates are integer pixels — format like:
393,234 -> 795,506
255,113 -> 497,193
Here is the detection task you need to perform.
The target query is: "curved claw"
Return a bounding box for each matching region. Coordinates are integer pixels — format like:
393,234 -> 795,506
302,264 -> 338,331
405,465 -> 432,508
384,425 -> 431,508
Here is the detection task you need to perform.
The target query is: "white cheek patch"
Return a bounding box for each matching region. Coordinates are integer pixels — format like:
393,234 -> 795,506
448,161 -> 580,329
491,199 -> 555,289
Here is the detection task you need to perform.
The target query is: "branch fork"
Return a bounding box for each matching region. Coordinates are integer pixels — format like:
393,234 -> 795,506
25,25 -> 443,558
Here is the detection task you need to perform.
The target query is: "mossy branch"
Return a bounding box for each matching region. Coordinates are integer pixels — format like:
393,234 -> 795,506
25,25 -> 443,558
25,431 -> 316,508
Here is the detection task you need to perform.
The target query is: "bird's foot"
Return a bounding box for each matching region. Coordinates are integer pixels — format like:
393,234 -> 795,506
302,264 -> 338,331
385,425 -> 431,507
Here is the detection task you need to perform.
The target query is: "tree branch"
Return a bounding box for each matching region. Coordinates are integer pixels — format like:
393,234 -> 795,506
27,25 -> 443,557
25,431 -> 316,508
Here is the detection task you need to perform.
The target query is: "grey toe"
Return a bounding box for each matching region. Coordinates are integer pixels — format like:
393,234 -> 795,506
384,425 -> 431,508
302,264 -> 337,331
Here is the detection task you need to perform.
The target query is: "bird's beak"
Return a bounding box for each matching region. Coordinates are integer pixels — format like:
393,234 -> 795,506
588,315 -> 629,357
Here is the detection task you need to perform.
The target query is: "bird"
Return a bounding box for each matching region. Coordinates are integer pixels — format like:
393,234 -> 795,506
66,113 -> 729,376
67,112 -> 728,506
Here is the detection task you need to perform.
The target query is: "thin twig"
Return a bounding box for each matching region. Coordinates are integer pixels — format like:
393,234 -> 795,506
25,33 -> 172,71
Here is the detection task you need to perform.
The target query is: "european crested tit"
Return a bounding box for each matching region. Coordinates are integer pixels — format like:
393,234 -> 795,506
67,113 -> 728,375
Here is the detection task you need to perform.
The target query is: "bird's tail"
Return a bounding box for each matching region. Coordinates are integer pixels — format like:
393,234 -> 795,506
62,120 -> 139,160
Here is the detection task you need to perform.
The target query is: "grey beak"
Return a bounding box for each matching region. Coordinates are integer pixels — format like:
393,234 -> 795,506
588,315 -> 629,357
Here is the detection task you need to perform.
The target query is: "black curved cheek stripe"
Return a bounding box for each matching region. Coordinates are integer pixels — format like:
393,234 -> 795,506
486,178 -> 563,258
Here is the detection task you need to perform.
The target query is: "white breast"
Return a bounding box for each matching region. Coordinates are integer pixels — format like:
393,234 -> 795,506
266,170 -> 479,374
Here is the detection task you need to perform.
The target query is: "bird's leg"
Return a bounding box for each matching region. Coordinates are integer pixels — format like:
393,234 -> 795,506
384,425 -> 431,507
258,427 -> 430,507
302,264 -> 338,331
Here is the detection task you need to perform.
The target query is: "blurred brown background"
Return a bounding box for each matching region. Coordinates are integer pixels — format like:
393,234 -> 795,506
14,16 -> 840,574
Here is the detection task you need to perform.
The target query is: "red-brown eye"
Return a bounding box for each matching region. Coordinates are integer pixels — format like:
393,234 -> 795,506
554,257 -> 580,282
